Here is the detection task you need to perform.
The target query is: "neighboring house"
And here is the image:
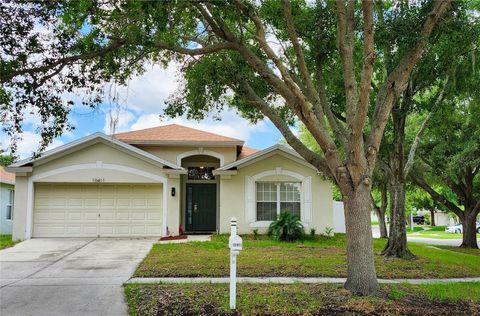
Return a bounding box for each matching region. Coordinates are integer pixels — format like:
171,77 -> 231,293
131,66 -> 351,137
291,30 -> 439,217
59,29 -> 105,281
0,166 -> 15,234
7,124 -> 333,240
417,209 -> 457,226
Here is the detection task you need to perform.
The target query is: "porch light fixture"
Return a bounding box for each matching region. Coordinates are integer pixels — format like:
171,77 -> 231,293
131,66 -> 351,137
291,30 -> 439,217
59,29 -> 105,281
171,187 -> 176,197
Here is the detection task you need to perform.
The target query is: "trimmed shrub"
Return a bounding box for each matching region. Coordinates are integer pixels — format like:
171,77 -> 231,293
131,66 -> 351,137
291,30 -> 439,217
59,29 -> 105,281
267,212 -> 305,242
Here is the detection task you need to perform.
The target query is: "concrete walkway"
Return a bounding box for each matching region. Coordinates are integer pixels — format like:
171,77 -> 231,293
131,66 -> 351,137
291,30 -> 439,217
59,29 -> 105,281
127,276 -> 480,285
0,238 -> 157,316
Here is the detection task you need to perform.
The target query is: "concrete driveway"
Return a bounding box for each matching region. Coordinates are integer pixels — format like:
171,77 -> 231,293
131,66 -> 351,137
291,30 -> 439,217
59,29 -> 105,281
0,238 -> 156,316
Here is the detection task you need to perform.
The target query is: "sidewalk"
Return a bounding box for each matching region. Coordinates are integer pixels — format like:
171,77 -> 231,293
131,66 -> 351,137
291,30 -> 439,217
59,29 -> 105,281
127,276 -> 480,285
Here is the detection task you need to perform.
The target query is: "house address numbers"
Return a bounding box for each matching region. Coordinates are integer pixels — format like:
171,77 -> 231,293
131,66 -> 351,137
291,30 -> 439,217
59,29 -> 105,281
92,178 -> 105,183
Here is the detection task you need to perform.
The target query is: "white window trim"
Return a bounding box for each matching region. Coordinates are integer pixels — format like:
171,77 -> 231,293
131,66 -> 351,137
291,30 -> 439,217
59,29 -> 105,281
6,189 -> 14,221
176,148 -> 225,167
245,167 -> 312,227
256,182 -> 301,221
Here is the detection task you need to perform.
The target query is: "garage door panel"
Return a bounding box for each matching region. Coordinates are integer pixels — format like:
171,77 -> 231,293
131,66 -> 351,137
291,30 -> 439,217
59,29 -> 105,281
148,212 -> 162,220
68,199 -> 84,207
146,225 -> 163,234
34,224 -> 66,236
115,212 -> 130,220
33,183 -> 163,237
147,198 -> 162,208
35,212 -> 66,221
67,212 -> 82,220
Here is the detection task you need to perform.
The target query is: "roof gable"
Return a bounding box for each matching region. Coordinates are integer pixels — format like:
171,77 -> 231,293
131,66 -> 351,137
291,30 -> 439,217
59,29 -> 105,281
114,124 -> 244,146
10,133 -> 182,170
218,144 -> 317,171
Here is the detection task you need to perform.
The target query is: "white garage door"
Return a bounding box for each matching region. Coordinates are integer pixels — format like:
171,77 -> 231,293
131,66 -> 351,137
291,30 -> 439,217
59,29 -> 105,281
33,183 -> 163,237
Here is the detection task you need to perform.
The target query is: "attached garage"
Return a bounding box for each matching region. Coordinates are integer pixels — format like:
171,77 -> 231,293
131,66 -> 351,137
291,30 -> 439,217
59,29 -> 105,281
33,183 -> 163,237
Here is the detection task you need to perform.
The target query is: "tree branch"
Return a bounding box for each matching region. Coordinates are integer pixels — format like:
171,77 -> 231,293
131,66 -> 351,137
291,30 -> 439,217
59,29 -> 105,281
314,57 -> 349,149
234,76 -> 333,179
2,40 -> 126,83
282,0 -> 319,107
152,40 -> 235,56
403,77 -> 448,177
368,0 -> 452,155
335,0 -> 358,126
410,173 -> 464,218
351,0 -> 375,156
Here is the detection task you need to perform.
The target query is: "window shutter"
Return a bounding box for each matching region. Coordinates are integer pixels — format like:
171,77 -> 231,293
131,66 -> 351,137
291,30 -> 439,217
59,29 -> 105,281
245,176 -> 256,222
302,176 -> 312,222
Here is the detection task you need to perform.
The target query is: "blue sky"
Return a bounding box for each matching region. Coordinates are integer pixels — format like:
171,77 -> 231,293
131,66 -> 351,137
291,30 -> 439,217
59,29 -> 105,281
1,64 -> 284,159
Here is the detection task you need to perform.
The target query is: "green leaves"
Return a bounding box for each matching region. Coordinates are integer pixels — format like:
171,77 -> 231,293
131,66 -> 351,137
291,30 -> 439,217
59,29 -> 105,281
267,212 -> 305,242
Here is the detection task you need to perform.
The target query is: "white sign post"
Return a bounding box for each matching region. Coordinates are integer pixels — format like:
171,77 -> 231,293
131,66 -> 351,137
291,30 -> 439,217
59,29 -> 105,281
228,217 -> 242,310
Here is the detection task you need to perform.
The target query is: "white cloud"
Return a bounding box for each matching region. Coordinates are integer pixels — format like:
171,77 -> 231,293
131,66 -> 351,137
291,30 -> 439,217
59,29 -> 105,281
103,109 -> 136,134
116,63 -> 180,113
0,131 -> 64,159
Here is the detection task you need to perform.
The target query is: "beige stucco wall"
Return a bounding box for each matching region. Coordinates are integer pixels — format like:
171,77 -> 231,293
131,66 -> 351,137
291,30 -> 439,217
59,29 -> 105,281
12,177 -> 28,241
219,154 -> 333,234
166,177 -> 181,235
12,141 -> 175,240
135,145 -> 237,166
34,142 -> 167,182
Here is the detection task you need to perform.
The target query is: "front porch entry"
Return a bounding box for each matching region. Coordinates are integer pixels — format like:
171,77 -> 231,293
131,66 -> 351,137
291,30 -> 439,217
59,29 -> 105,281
181,154 -> 220,233
185,183 -> 216,232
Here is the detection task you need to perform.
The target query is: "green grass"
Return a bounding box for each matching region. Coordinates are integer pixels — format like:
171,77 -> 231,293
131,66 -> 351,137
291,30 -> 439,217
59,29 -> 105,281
408,227 -> 480,239
124,282 -> 480,316
134,234 -> 480,279
0,235 -> 19,250
436,246 -> 480,256
371,220 -> 379,225
406,226 -> 424,233
414,282 -> 480,302
428,225 -> 448,231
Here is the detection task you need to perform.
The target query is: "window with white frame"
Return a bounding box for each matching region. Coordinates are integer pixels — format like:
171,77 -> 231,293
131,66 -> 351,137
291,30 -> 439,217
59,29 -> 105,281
6,189 -> 14,220
256,182 -> 301,221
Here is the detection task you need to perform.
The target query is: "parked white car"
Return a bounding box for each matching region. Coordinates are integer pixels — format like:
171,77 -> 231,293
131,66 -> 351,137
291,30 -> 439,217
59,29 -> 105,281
445,222 -> 480,234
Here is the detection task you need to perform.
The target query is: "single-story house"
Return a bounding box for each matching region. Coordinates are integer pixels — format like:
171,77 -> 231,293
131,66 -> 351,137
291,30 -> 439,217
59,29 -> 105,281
0,166 -> 15,234
6,124 -> 333,240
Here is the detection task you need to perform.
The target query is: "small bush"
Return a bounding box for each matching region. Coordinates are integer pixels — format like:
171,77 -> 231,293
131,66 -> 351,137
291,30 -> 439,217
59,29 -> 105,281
310,228 -> 316,238
323,227 -> 334,237
252,229 -> 259,240
424,213 -> 431,226
267,212 -> 305,242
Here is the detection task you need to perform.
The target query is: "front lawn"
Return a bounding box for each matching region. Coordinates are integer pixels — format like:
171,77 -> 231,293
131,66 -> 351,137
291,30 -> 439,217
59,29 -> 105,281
0,235 -> 19,250
134,234 -> 480,279
408,226 -> 480,239
124,282 -> 480,316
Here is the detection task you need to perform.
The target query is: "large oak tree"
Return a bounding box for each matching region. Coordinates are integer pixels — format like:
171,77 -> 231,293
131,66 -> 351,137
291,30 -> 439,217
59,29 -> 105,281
0,0 -> 453,294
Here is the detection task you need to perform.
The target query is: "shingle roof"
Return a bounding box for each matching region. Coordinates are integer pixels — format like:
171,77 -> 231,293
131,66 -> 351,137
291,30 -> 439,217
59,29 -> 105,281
237,146 -> 258,159
114,124 -> 244,145
0,166 -> 15,184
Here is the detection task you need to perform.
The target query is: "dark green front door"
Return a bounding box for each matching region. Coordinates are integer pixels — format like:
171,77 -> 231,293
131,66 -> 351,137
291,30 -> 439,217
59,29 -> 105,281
186,183 -> 216,232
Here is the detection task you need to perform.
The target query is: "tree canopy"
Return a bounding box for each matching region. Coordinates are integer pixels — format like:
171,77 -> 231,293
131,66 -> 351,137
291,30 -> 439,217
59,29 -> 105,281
0,0 -> 458,294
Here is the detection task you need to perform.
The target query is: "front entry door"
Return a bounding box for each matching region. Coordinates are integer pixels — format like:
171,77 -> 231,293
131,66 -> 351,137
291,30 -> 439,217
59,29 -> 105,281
186,183 -> 216,232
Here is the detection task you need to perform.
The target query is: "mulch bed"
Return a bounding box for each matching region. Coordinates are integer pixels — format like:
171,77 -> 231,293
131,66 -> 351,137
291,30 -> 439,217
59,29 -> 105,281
159,235 -> 188,241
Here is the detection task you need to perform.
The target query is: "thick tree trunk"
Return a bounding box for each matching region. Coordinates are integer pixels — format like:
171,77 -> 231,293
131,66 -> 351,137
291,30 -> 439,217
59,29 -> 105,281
430,209 -> 435,226
382,182 -> 415,258
382,99 -> 414,259
376,208 -> 388,239
461,211 -> 479,249
373,183 -> 388,238
378,183 -> 388,238
343,185 -> 379,295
